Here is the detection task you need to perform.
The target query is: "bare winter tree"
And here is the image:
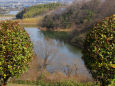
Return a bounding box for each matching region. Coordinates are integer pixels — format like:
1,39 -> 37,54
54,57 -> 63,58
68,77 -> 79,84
36,39 -> 58,71
63,63 -> 78,78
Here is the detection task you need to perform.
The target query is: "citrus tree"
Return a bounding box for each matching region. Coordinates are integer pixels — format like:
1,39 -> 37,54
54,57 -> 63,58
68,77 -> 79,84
82,15 -> 115,86
0,21 -> 33,86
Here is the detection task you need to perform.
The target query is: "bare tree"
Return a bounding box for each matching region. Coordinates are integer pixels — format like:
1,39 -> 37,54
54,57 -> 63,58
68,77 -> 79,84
36,39 -> 58,71
63,63 -> 78,78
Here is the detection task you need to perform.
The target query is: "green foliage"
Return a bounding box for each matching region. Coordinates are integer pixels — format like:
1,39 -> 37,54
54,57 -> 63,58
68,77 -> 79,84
42,31 -> 69,41
36,80 -> 94,86
16,3 -> 61,19
11,80 -> 95,86
82,15 -> 115,86
0,21 -> 33,85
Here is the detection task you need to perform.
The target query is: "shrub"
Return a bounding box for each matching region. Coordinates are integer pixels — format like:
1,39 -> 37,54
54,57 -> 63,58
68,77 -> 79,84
0,21 -> 33,86
82,15 -> 115,86
12,80 -> 94,86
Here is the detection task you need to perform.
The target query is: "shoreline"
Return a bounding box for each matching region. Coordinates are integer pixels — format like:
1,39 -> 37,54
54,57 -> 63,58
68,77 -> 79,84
39,27 -> 71,32
0,18 -> 84,49
40,27 -> 84,49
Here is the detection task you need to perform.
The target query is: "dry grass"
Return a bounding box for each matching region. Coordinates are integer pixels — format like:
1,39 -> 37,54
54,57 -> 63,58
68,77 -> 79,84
17,56 -> 39,81
14,16 -> 43,25
0,15 -> 15,17
0,16 -> 43,25
10,55 -> 92,82
40,27 -> 71,32
8,83 -> 36,86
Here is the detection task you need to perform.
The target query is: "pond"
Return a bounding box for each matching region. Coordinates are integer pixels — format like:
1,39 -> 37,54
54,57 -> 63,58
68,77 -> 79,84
25,27 -> 92,80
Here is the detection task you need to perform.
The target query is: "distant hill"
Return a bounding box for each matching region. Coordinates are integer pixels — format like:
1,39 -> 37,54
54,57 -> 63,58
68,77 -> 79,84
16,3 -> 62,19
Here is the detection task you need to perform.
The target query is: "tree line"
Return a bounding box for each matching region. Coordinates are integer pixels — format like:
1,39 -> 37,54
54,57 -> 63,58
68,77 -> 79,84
16,3 -> 62,19
40,0 -> 115,48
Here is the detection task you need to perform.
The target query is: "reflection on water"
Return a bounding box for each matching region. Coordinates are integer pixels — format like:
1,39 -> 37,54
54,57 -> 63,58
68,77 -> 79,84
25,27 -> 92,79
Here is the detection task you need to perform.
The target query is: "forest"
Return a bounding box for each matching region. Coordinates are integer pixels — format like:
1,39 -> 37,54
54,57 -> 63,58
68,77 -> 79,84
40,0 -> 115,48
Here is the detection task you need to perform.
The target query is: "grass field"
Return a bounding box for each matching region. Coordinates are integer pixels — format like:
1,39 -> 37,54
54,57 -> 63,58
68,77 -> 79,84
14,16 -> 43,25
0,14 -> 15,17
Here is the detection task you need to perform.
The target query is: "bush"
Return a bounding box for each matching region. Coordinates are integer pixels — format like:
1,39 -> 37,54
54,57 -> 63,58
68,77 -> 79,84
0,21 -> 33,85
82,15 -> 115,86
11,80 -> 94,86
36,80 -> 94,86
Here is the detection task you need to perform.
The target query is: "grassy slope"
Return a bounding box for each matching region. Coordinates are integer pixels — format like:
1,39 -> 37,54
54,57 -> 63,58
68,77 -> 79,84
15,16 -> 43,25
16,3 -> 62,19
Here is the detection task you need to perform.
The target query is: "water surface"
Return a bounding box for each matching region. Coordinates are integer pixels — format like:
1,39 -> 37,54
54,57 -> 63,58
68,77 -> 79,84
25,27 -> 92,79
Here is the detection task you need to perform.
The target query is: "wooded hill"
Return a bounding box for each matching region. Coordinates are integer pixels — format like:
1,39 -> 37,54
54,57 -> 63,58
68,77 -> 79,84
40,0 -> 115,48
16,3 -> 62,19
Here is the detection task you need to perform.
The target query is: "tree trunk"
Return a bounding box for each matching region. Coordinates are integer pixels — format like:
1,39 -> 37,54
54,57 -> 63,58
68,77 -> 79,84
2,76 -> 10,86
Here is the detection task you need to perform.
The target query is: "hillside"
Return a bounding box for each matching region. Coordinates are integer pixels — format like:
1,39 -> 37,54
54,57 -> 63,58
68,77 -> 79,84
16,3 -> 62,19
40,0 -> 115,48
